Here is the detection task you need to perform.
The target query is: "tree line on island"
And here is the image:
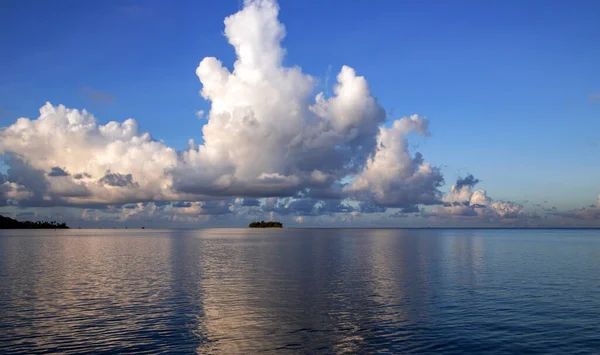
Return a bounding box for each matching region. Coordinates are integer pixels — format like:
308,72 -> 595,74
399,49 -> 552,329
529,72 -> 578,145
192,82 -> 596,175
0,215 -> 69,229
249,221 -> 283,228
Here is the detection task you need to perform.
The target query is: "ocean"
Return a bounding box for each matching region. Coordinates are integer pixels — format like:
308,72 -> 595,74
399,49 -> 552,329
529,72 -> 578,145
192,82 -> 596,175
0,228 -> 598,354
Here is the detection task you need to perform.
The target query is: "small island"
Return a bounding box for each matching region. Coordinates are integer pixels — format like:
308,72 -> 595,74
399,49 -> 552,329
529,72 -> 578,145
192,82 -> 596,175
249,221 -> 283,228
0,215 -> 69,229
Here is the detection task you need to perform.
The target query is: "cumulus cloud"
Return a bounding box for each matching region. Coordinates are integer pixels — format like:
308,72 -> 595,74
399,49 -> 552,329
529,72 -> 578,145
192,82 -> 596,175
469,190 -> 492,206
487,200 -> 526,219
429,174 -> 532,221
48,167 -> 70,177
0,0 -> 442,221
0,104 -> 179,206
442,174 -> 490,206
455,174 -> 480,190
98,171 -> 138,187
344,115 -> 444,207
173,0 -> 441,206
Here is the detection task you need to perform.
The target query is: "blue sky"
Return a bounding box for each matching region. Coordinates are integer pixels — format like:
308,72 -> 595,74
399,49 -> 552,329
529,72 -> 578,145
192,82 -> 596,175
0,0 -> 599,226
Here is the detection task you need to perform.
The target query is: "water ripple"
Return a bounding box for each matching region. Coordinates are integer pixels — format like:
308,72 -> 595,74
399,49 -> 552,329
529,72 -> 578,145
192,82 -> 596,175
1,228 -> 599,354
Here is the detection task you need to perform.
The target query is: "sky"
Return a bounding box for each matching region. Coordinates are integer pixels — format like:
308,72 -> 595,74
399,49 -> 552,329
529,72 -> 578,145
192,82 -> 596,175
0,0 -> 599,228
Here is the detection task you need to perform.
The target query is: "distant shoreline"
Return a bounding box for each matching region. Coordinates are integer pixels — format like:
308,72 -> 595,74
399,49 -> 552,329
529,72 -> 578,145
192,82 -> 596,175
0,215 -> 69,229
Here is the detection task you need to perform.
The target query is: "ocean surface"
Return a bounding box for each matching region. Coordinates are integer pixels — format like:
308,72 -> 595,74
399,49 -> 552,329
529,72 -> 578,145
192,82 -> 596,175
0,229 -> 599,354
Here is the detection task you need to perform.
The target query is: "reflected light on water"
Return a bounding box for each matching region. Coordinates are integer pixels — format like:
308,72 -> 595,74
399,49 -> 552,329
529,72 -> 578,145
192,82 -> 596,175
1,228 -> 599,354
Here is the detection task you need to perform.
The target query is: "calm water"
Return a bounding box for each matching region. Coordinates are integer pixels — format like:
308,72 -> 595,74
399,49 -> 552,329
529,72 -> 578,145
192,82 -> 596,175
0,229 -> 599,354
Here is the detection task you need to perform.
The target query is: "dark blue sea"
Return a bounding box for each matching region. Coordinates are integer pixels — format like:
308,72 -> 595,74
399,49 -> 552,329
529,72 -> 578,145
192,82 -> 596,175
0,229 -> 599,354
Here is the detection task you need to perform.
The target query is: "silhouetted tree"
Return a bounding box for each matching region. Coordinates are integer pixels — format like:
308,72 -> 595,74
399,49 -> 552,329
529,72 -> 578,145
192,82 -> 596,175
0,215 -> 70,229
249,221 -> 283,228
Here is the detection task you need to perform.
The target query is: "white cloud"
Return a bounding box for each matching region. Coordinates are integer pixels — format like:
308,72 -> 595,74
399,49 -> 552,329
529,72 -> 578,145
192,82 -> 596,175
488,201 -> 525,219
443,185 -> 473,204
429,175 -> 530,221
345,115 -> 443,206
0,103 -> 179,206
0,0 -> 441,216
169,0 -> 443,206
470,190 -> 492,206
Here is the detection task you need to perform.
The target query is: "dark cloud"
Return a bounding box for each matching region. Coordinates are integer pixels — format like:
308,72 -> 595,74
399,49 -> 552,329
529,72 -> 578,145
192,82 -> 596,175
455,174 -> 480,190
261,198 -> 318,215
286,198 -> 320,215
172,177 -> 303,198
196,200 -> 232,215
316,200 -> 355,215
443,201 -> 470,207
400,205 -> 419,213
173,201 -> 192,208
4,163 -> 91,200
73,173 -> 92,180
241,198 -> 261,207
0,175 -> 10,207
99,172 -> 139,188
123,204 -> 137,209
302,183 -> 345,200
470,204 -> 488,209
388,205 -> 420,218
5,154 -> 50,203
261,197 -> 354,216
358,200 -> 387,213
48,167 -> 70,177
